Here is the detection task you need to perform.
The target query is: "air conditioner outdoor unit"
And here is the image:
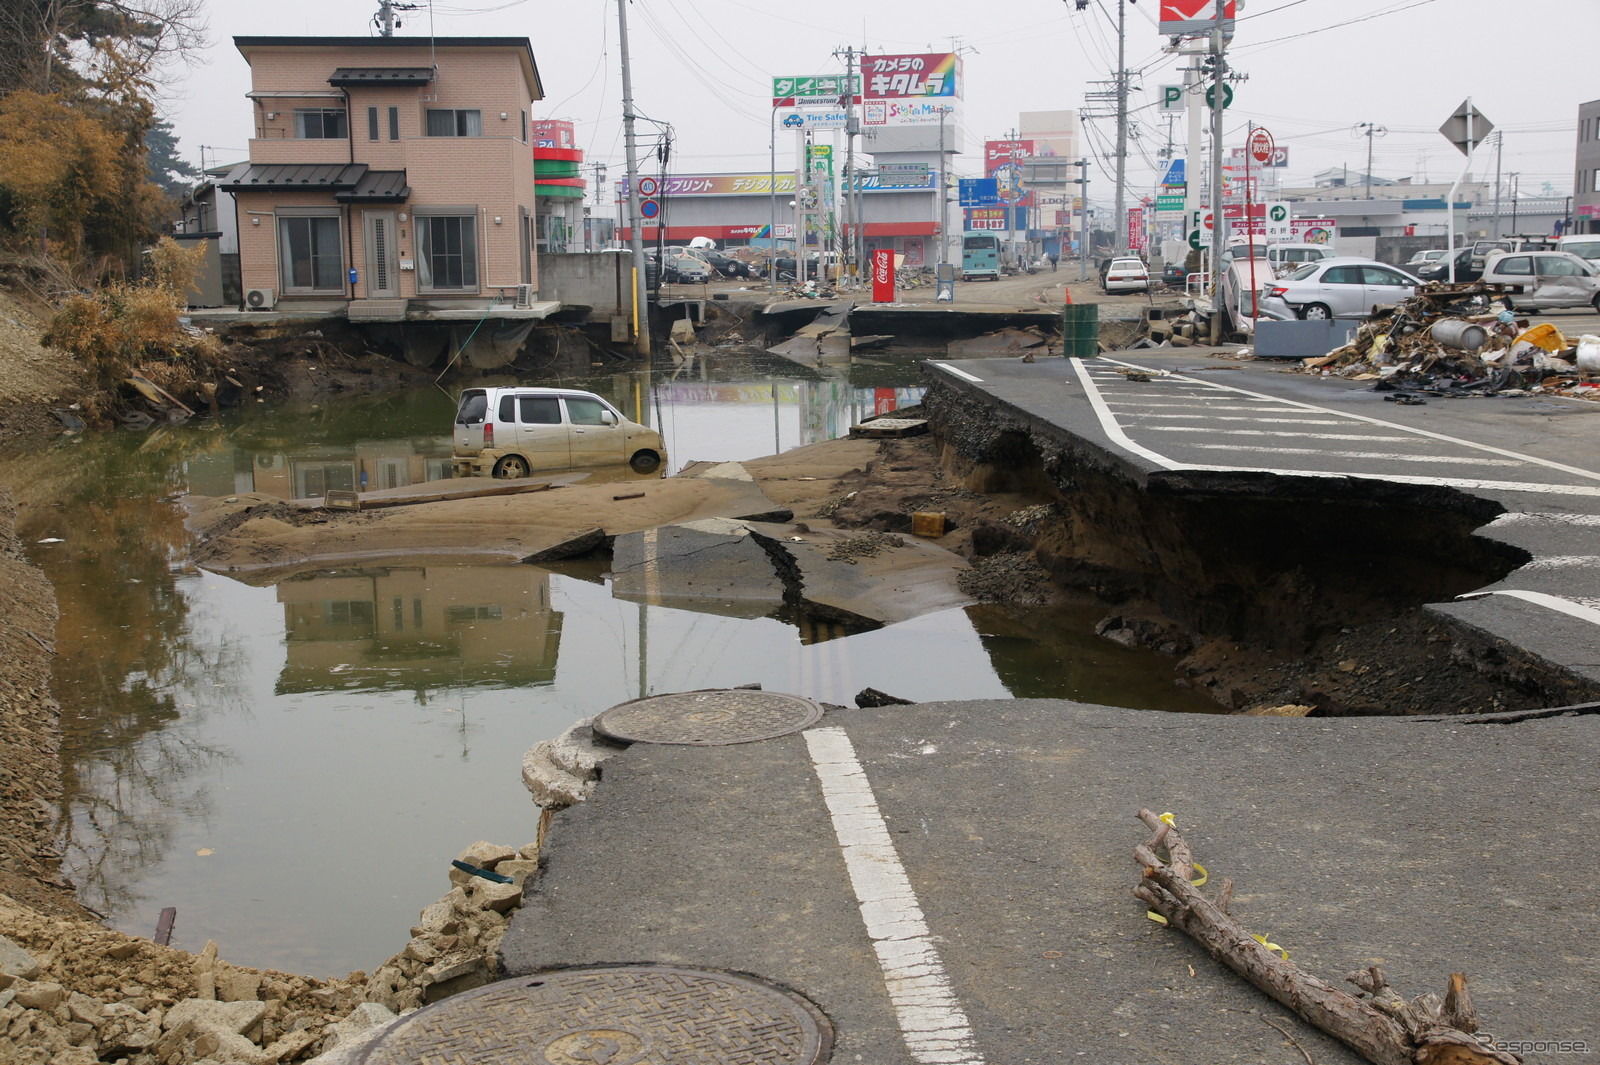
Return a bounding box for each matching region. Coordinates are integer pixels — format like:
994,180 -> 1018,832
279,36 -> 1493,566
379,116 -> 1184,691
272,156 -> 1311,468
245,288 -> 276,310
514,283 -> 533,309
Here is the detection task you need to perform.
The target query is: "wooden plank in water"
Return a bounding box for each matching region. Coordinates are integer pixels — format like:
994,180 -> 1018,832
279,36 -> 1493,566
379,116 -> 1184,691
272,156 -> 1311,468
154,906 -> 176,946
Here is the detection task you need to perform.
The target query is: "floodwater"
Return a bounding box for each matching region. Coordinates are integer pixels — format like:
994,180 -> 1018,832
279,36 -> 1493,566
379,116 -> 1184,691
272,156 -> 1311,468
3,355 -> 1219,978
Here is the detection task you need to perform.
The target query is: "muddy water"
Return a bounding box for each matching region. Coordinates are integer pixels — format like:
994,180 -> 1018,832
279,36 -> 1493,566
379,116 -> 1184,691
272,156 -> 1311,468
3,358 -> 1217,978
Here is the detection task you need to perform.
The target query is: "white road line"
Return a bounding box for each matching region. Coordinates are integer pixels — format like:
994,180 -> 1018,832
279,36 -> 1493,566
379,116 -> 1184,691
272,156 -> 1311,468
804,727 -> 986,1065
1103,401 -> 1310,412
1127,414 -> 1348,424
1459,589 -> 1600,629
1140,427 -> 1410,441
1489,512 -> 1600,527
1185,444 -> 1516,466
1519,555 -> 1600,570
929,362 -> 984,383
1099,356 -> 1600,485
1069,358 -> 1600,496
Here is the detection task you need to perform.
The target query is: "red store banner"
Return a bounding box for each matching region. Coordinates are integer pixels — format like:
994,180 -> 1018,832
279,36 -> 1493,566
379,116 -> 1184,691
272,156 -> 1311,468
871,249 -> 896,303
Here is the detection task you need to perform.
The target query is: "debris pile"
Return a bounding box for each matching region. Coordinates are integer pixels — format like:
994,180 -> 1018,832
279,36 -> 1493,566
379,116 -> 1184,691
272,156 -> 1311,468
0,838 -> 537,1065
1296,282 -> 1600,401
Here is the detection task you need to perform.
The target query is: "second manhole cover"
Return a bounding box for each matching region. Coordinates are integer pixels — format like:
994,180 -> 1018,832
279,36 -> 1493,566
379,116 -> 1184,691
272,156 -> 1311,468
357,965 -> 832,1065
593,689 -> 824,745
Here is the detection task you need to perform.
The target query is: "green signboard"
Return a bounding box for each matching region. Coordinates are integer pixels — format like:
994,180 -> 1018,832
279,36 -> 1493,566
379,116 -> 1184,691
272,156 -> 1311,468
1156,194 -> 1186,213
772,75 -> 860,100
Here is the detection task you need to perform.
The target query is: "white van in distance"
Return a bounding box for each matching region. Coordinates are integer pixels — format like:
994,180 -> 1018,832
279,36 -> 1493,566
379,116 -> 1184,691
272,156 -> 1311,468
452,387 -> 667,479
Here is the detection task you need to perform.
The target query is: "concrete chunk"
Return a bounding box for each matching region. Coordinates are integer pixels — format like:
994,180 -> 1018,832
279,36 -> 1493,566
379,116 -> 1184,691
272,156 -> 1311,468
162,997 -> 268,1034
0,938 -> 40,982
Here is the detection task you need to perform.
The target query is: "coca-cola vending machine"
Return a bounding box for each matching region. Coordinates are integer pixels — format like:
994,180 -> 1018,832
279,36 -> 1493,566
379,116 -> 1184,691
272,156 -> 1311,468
871,249 -> 895,303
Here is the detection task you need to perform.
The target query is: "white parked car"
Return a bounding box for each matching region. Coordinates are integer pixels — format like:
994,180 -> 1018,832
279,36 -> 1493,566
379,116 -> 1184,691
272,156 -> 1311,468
452,387 -> 667,478
1480,250 -> 1600,312
1556,234 -> 1600,269
1257,257 -> 1421,320
1101,257 -> 1149,294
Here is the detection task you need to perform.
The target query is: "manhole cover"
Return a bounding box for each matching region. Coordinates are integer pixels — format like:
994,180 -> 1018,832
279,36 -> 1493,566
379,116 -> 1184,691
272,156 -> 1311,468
356,965 -> 833,1065
593,689 -> 824,746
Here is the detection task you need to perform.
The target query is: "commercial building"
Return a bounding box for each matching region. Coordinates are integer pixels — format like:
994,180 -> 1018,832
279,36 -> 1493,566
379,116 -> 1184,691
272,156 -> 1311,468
1575,98 -> 1600,234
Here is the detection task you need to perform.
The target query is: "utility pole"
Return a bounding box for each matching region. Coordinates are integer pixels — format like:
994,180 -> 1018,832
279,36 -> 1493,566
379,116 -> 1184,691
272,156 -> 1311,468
1072,158 -> 1090,280
1355,121 -> 1387,199
833,45 -> 861,285
1208,0 -> 1227,334
1492,131 -> 1504,239
1113,0 -> 1130,253
374,0 -> 415,36
616,0 -> 651,356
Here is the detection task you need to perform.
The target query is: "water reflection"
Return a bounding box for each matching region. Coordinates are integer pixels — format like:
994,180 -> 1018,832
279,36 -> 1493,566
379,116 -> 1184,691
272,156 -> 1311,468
0,355 -> 1219,975
277,565 -> 562,696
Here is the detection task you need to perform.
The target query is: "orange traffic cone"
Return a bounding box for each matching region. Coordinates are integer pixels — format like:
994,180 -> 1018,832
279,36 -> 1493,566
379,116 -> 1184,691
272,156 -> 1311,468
1064,285 -> 1073,305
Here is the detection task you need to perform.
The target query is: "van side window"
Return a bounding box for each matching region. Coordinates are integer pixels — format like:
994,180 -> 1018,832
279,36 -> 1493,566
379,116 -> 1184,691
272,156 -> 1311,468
1497,256 -> 1532,276
564,397 -> 609,425
498,396 -> 516,421
518,396 -> 561,424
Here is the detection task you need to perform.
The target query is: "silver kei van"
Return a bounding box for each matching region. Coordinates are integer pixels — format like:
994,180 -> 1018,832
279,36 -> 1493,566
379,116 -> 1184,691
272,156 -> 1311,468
452,387 -> 667,479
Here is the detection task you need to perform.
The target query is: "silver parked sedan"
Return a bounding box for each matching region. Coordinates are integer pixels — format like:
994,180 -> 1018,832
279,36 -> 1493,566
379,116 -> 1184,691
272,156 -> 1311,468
1258,256 -> 1422,320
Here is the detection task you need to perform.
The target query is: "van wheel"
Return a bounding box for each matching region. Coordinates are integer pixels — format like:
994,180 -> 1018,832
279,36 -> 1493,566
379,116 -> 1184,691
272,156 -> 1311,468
493,455 -> 531,479
629,449 -> 662,474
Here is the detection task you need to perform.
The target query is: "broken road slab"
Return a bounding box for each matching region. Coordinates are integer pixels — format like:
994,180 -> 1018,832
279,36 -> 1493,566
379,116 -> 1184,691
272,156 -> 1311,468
503,699 -> 1600,1064
610,517 -> 786,619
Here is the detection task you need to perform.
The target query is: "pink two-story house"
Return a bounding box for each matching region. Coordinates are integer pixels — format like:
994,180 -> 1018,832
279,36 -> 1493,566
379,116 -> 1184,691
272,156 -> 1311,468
222,36 -> 546,321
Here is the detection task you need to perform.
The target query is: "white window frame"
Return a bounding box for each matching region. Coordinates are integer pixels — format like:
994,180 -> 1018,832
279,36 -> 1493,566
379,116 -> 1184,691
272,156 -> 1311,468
425,108 -> 482,137
276,208 -> 345,294
295,108 -> 347,139
415,209 -> 480,293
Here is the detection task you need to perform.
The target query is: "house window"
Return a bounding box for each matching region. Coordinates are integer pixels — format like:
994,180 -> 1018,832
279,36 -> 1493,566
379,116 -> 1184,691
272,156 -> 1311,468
388,106 -> 399,140
426,109 -> 482,137
295,108 -> 347,139
417,214 -> 478,290
368,107 -> 379,140
521,110 -> 528,142
278,214 -> 344,292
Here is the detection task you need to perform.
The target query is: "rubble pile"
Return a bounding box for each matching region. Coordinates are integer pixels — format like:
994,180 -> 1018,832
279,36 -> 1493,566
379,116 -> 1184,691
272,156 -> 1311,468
0,839 -> 535,1065
1296,282 -> 1600,401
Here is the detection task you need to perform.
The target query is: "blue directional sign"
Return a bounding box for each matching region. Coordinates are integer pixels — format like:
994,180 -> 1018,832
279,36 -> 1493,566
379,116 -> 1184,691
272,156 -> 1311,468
1160,158 -> 1185,189
959,178 -> 999,207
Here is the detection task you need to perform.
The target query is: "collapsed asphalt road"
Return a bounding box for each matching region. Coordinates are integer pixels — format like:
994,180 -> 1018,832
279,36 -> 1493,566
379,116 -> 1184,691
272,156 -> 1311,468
923,349 -> 1600,709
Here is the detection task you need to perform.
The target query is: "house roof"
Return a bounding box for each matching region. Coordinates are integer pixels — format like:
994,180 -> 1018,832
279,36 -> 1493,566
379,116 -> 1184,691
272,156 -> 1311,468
235,36 -> 542,100
218,163 -> 364,191
328,67 -> 434,87
218,163 -> 412,204
334,170 -> 411,203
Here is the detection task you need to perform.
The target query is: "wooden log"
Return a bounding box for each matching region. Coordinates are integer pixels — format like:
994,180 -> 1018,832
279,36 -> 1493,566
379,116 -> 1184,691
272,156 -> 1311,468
1134,811 -> 1519,1065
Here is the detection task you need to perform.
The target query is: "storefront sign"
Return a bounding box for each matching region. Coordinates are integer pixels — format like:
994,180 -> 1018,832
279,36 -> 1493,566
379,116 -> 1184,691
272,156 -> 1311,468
772,74 -> 860,107
777,109 -> 850,131
861,100 -> 956,127
1158,0 -> 1236,36
531,119 -> 576,149
861,53 -> 960,99
1127,207 -> 1146,251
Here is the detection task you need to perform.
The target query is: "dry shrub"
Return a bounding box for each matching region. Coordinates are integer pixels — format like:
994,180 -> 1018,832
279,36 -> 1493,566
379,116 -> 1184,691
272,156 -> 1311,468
42,237 -> 221,418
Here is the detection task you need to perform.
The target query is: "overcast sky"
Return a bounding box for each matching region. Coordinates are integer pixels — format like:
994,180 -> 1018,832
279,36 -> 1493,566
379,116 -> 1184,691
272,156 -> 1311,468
170,0 -> 1596,210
